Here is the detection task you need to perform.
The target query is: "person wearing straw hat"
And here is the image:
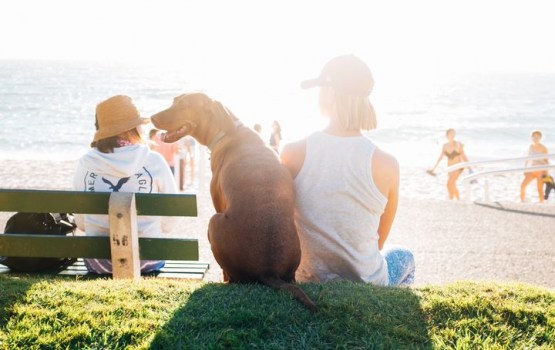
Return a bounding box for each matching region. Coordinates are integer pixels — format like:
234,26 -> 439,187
73,95 -> 178,274
281,55 -> 414,286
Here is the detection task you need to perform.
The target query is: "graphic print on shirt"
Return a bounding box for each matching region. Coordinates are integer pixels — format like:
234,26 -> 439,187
84,167 -> 154,193
101,177 -> 130,192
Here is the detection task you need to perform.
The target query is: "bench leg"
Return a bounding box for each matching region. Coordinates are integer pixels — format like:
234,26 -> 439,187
109,192 -> 140,280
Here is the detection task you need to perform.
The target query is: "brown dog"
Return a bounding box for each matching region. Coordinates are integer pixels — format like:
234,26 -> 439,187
151,93 -> 316,312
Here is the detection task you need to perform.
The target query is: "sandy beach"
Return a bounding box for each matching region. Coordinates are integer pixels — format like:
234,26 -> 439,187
0,158 -> 554,289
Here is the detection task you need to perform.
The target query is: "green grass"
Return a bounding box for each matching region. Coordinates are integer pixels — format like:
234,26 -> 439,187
0,276 -> 553,349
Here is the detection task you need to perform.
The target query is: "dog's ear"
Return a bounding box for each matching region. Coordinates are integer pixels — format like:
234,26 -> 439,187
210,100 -> 236,133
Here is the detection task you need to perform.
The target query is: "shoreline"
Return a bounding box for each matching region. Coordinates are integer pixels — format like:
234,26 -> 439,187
0,159 -> 554,289
1,156 -> 552,204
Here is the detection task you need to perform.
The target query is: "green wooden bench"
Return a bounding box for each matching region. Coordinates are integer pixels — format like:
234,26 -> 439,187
0,189 -> 209,279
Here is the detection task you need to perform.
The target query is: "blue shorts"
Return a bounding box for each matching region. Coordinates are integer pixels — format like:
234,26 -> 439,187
382,246 -> 415,286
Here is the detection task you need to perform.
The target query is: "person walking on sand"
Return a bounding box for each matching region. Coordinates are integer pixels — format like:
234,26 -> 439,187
427,128 -> 469,200
281,55 -> 415,286
177,135 -> 196,191
73,95 -> 177,274
148,128 -> 160,151
152,129 -> 179,174
521,130 -> 549,203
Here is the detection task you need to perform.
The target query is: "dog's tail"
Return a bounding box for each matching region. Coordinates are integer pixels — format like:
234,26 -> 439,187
259,275 -> 318,313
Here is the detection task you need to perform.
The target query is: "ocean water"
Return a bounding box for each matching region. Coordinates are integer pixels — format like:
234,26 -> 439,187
374,72 -> 555,165
1,60 -> 554,201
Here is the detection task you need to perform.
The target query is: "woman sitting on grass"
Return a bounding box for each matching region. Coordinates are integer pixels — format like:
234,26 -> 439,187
281,55 -> 415,286
73,95 -> 177,274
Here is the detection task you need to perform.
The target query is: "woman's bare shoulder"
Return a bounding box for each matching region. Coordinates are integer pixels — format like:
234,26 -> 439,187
372,147 -> 399,197
373,148 -> 399,174
280,139 -> 307,179
281,139 -> 306,154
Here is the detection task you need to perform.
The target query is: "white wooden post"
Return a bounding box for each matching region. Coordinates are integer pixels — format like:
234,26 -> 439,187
109,192 -> 140,280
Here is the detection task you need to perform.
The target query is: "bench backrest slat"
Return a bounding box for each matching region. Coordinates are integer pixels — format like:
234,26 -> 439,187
0,189 -> 197,216
0,234 -> 199,260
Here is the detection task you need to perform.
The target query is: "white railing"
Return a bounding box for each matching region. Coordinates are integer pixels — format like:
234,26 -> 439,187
445,153 -> 555,202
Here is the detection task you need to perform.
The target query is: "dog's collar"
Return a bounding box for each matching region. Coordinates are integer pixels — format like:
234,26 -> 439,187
208,131 -> 226,151
207,120 -> 244,152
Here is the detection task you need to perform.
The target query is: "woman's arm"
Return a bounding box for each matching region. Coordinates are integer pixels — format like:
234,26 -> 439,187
373,149 -> 400,250
429,146 -> 445,172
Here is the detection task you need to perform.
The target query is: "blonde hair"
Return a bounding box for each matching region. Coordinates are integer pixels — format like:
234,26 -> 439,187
322,89 -> 377,131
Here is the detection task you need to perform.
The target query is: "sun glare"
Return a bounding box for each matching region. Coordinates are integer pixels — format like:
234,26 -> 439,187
2,0 -> 555,143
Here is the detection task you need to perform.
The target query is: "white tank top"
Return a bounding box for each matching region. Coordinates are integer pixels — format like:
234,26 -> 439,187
294,131 -> 388,285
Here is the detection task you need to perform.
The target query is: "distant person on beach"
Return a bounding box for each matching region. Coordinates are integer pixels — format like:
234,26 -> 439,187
148,128 -> 160,151
151,129 -> 179,174
427,128 -> 469,200
177,136 -> 196,191
281,55 -> 415,286
73,95 -> 177,274
521,130 -> 549,203
269,120 -> 282,153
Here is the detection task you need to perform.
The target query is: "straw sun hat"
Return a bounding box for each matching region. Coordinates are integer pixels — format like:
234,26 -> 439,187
93,95 -> 149,143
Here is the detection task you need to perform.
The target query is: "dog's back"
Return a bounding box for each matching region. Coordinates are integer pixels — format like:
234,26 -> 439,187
150,92 -> 316,311
208,128 -> 317,311
209,128 -> 300,277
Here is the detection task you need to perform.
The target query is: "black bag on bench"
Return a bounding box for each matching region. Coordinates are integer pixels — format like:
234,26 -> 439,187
0,212 -> 77,272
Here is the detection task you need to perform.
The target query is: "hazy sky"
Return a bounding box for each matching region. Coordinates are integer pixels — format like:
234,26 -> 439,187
2,0 -> 555,162
2,0 -> 555,76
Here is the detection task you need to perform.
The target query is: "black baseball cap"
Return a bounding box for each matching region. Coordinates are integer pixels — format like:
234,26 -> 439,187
301,55 -> 374,97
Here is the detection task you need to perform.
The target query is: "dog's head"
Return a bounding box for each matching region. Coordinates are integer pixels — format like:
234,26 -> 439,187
151,92 -> 237,145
